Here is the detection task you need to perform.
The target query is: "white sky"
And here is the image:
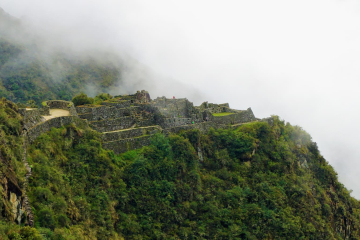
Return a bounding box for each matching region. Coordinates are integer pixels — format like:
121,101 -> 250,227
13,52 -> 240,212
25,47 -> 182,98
3,0 -> 360,197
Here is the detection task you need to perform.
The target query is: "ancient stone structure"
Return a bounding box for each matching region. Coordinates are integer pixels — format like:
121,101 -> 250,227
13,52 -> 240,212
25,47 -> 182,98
19,92 -> 260,154
20,100 -> 88,144
71,91 -> 257,153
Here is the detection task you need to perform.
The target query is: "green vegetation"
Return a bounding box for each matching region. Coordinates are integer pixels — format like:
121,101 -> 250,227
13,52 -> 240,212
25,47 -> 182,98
72,92 -> 114,106
71,93 -> 94,106
212,112 -> 235,116
1,97 -> 360,239
93,93 -> 113,105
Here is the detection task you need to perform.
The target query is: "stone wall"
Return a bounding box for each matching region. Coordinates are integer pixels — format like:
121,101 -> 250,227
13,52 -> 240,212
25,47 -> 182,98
90,117 -> 135,132
164,121 -> 220,134
197,102 -> 235,114
212,108 -> 255,125
101,100 -> 131,108
18,108 -> 44,130
39,105 -> 50,116
102,126 -> 160,142
75,105 -> 98,114
27,116 -> 89,143
102,135 -> 152,154
77,106 -> 132,121
135,119 -> 156,128
151,97 -> 198,118
162,117 -> 192,128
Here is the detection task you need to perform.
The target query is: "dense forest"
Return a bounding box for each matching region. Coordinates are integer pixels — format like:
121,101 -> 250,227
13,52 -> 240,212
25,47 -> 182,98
0,98 -> 359,239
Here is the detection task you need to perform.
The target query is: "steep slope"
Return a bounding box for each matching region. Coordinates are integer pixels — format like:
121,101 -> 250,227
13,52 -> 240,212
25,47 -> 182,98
0,99 -> 27,226
0,98 -> 359,239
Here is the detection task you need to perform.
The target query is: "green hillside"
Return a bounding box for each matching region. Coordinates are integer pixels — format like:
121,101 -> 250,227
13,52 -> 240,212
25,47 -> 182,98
0,98 -> 359,239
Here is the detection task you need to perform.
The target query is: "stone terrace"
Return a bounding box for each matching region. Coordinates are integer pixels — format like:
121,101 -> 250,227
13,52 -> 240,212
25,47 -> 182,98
20,90 -> 259,153
74,90 -> 257,153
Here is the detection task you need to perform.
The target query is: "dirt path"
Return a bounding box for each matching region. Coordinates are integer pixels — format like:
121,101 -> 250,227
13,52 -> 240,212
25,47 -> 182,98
43,109 -> 70,120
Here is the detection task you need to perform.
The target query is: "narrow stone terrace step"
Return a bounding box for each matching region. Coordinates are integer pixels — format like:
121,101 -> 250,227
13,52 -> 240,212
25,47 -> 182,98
89,116 -> 135,132
77,107 -> 133,121
102,126 -> 162,142
231,121 -> 258,128
102,135 -> 152,154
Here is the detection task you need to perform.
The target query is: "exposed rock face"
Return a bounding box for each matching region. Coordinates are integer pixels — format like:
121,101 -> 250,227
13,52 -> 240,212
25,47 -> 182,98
18,108 -> 44,130
10,192 -> 24,224
136,90 -> 151,103
0,167 -> 26,225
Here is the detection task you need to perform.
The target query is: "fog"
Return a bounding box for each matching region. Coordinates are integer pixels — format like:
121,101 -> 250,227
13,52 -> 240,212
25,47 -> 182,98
2,0 -> 360,197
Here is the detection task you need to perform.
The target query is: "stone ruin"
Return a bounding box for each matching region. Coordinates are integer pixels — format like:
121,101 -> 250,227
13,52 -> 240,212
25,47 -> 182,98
20,90 -> 261,154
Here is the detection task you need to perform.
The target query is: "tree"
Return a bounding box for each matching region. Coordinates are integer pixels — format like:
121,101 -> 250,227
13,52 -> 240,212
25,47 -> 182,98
71,93 -> 94,106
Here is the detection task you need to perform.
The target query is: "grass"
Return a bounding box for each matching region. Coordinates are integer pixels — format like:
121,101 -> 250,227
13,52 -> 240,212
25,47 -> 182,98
212,112 -> 235,117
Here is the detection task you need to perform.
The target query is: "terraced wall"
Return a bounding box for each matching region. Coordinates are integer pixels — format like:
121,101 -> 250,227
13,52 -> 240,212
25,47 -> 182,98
102,126 -> 160,142
212,108 -> 255,125
102,135 -> 152,154
90,117 -> 135,132
27,116 -> 89,143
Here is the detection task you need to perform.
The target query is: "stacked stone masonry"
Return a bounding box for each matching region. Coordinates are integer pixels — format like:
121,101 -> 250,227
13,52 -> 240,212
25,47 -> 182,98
27,116 -> 89,143
90,117 -> 135,132
20,91 -> 264,154
18,108 -> 44,130
102,126 -> 161,142
102,135 -> 152,154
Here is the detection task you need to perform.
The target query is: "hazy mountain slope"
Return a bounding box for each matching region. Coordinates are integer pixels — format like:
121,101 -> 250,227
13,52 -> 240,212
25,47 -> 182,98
0,38 -> 122,104
0,98 -> 359,239
0,8 -> 132,105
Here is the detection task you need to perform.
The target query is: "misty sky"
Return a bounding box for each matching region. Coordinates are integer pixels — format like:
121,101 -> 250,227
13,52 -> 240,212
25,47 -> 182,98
3,0 -> 360,197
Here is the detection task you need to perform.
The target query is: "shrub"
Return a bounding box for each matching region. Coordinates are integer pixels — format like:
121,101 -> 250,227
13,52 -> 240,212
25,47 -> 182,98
93,93 -> 113,105
38,208 -> 56,230
72,93 -> 94,106
19,226 -> 42,240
